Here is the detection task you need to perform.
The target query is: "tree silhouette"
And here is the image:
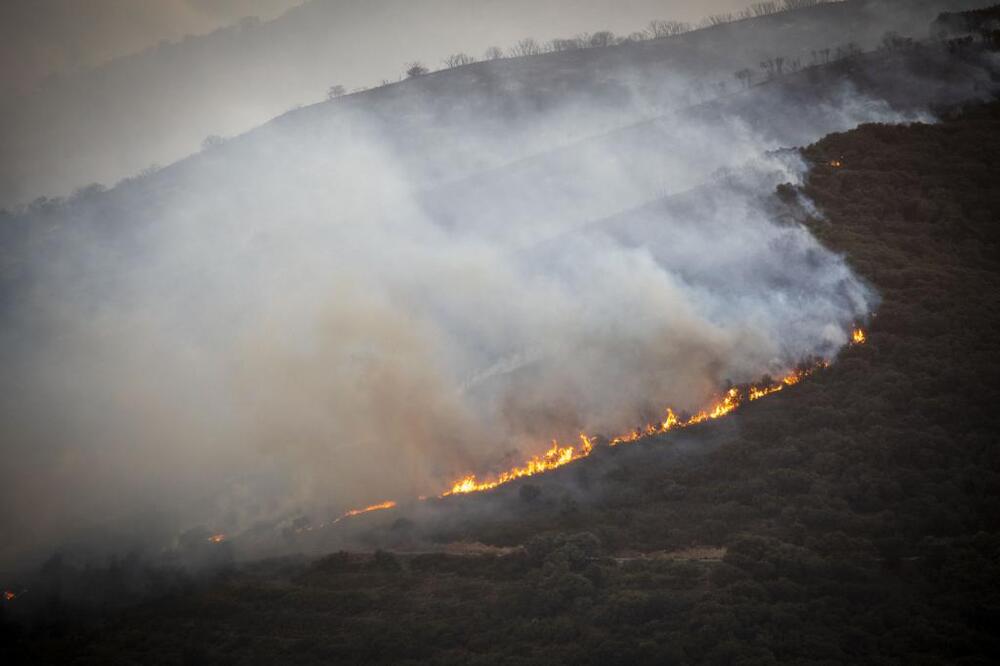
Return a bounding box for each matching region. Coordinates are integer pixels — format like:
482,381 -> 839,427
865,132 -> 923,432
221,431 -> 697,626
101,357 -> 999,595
648,20 -> 689,37
734,68 -> 754,89
589,31 -> 615,48
405,62 -> 429,78
443,53 -> 475,68
509,38 -> 541,57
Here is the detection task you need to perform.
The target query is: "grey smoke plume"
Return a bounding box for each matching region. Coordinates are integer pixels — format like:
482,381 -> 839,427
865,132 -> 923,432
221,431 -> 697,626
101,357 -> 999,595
1,46 -> 993,568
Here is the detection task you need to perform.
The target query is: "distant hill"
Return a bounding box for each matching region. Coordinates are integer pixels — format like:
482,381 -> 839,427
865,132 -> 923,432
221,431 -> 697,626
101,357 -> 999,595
0,0 -> 984,208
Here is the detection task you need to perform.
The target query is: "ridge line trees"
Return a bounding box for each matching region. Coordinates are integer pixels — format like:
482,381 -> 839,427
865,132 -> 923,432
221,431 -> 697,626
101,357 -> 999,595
648,20 -> 690,38
443,53 -> 475,68
509,38 -> 541,57
405,62 -> 429,78
326,0 -> 845,98
752,2 -> 780,16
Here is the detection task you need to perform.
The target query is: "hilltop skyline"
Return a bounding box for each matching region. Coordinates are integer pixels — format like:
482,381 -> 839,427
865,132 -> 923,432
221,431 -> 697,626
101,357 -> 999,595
0,0 -> 749,99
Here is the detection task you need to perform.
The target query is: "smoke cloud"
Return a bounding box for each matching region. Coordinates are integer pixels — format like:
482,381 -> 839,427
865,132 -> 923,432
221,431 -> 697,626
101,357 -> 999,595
1,43 -> 995,569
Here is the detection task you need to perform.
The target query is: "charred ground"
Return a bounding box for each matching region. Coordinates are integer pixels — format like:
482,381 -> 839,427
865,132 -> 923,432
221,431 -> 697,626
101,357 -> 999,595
4,98 -> 1000,665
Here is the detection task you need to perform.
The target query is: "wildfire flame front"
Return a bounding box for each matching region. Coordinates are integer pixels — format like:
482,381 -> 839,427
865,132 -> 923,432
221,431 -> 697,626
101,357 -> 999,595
332,500 -> 398,524
332,328 -> 868,519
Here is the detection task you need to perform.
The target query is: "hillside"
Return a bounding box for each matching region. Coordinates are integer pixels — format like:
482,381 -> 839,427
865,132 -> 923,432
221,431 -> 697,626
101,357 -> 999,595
3,4 -> 1000,663
1,16 -> 999,570
0,0 -> 983,208
4,38 -> 996,298
5,98 -> 999,665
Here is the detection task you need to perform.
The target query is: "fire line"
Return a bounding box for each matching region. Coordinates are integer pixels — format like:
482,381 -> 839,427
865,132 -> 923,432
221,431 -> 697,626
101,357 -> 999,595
331,500 -> 398,524
335,327 -> 867,520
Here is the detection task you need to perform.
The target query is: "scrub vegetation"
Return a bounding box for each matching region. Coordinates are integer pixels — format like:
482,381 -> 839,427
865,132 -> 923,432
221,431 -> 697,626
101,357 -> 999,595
5,97 -> 999,666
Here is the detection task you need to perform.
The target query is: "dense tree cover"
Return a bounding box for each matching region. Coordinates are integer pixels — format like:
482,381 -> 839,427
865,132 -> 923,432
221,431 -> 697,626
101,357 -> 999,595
5,103 -> 1000,665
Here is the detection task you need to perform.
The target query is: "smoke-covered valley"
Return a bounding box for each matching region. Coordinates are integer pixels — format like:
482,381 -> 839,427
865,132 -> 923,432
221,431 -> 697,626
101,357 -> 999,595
1,7 -> 999,575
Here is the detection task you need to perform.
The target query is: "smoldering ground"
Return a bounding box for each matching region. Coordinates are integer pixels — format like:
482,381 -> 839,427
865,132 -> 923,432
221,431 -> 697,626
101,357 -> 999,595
0,41 -> 997,572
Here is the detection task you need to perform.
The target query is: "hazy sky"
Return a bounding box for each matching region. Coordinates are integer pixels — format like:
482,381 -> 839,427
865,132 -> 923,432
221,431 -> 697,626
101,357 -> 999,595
0,1 -> 302,96
0,0 -> 748,98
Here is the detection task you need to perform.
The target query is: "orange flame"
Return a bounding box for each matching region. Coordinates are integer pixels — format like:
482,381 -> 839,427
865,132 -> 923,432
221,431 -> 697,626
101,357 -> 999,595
441,332 -> 868,496
607,362 -> 825,445
444,366 -> 821,494
335,328 -> 867,511
443,434 -> 595,495
332,500 -> 397,524
207,533 -> 226,544
829,159 -> 843,168
3,590 -> 15,601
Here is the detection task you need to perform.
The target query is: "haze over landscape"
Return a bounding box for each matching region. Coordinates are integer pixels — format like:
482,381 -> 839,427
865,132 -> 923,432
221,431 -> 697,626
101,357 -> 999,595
2,1 -> 1000,663
0,0 -> 982,207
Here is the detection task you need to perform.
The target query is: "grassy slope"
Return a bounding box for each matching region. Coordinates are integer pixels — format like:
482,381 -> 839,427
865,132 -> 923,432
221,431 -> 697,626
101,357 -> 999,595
8,100 -> 1000,666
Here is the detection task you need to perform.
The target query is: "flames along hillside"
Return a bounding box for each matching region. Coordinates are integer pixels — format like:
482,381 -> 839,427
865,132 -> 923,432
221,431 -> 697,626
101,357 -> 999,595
332,328 -> 866,521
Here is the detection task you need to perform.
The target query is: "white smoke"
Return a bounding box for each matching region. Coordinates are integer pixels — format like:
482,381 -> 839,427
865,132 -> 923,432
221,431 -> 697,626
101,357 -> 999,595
0,66 -> 944,568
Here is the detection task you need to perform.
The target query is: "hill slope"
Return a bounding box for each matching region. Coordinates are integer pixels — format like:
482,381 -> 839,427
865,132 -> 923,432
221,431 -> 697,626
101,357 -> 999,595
1,33 -> 998,573
5,97 -> 1000,666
